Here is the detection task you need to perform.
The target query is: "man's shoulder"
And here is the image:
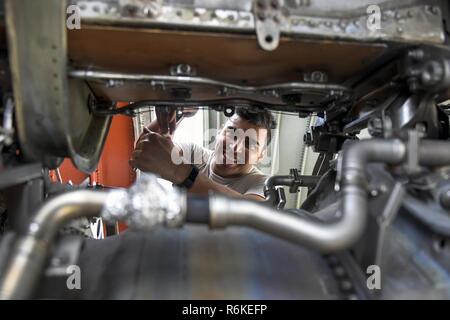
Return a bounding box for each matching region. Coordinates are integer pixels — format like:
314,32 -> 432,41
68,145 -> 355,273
174,141 -> 213,170
175,141 -> 212,155
244,167 -> 269,183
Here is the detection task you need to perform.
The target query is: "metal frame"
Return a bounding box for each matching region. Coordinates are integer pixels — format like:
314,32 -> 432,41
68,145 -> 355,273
5,0 -> 111,172
71,0 -> 445,51
70,68 -> 352,113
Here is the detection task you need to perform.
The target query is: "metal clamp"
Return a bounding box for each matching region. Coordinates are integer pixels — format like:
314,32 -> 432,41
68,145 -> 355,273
253,0 -> 285,51
405,129 -> 424,176
101,174 -> 186,229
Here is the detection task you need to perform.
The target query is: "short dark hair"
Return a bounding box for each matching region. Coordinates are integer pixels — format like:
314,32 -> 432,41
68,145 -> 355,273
234,107 -> 277,146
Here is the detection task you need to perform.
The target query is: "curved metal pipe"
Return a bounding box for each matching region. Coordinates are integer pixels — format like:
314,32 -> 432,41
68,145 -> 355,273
263,174 -> 319,206
69,69 -> 351,94
0,191 -> 109,300
263,175 -> 292,206
264,175 -> 293,190
209,139 -> 407,253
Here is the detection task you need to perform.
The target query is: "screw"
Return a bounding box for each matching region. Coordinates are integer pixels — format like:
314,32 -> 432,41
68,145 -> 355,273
334,266 -> 346,278
340,280 -> 354,292
257,0 -> 267,9
408,49 -> 424,61
415,122 -> 427,134
281,7 -> 290,17
143,5 -> 159,17
368,117 -> 383,137
122,4 -> 139,16
257,11 -> 266,21
308,20 -> 317,28
420,60 -> 443,86
339,20 -> 347,29
429,6 -> 440,15
270,0 -> 279,9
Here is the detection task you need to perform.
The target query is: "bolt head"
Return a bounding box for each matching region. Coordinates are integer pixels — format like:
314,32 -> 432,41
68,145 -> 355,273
340,280 -> 354,292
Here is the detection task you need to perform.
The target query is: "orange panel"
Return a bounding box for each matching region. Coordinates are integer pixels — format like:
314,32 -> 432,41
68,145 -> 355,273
90,114 -> 136,188
50,159 -> 89,184
92,103 -> 136,234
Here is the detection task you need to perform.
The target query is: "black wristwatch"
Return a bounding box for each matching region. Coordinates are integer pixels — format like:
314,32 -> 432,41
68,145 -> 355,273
176,165 -> 199,189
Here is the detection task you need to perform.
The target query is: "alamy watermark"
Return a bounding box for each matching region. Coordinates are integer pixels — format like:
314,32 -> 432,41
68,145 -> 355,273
66,4 -> 384,32
367,5 -> 382,31
66,264 -> 81,290
366,264 -> 381,290
66,5 -> 81,30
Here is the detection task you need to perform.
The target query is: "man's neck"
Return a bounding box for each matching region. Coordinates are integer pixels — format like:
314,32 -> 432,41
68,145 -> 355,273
211,158 -> 252,179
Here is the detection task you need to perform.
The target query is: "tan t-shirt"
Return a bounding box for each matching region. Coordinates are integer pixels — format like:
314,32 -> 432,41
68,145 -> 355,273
175,142 -> 268,198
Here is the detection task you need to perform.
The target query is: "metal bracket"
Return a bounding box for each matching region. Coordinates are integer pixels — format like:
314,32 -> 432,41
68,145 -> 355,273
253,0 -> 284,51
406,129 -> 421,176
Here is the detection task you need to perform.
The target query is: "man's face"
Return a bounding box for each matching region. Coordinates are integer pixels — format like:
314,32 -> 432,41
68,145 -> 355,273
213,114 -> 268,177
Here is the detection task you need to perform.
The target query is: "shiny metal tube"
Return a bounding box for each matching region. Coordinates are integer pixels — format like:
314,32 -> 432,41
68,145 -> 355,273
418,140 -> 450,167
0,191 -> 109,300
210,139 -> 407,253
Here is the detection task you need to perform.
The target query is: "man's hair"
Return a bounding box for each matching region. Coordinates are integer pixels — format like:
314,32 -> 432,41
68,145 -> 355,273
234,107 -> 277,147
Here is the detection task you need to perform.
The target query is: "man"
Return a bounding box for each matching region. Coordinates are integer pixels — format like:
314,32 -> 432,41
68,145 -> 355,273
129,107 -> 276,201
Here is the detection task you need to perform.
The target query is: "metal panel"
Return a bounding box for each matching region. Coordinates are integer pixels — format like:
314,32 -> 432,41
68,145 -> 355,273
71,0 -> 445,50
36,226 -> 341,299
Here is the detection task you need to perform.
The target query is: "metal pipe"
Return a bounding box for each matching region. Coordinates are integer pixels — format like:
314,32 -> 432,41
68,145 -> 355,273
263,175 -> 292,206
264,175 -> 293,190
209,139 -> 407,252
418,140 -> 450,166
0,191 -> 109,300
263,174 -> 320,206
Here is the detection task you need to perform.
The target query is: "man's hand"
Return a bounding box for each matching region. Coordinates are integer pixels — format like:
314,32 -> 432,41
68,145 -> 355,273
137,108 -> 199,143
129,129 -> 191,184
155,108 -> 177,136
